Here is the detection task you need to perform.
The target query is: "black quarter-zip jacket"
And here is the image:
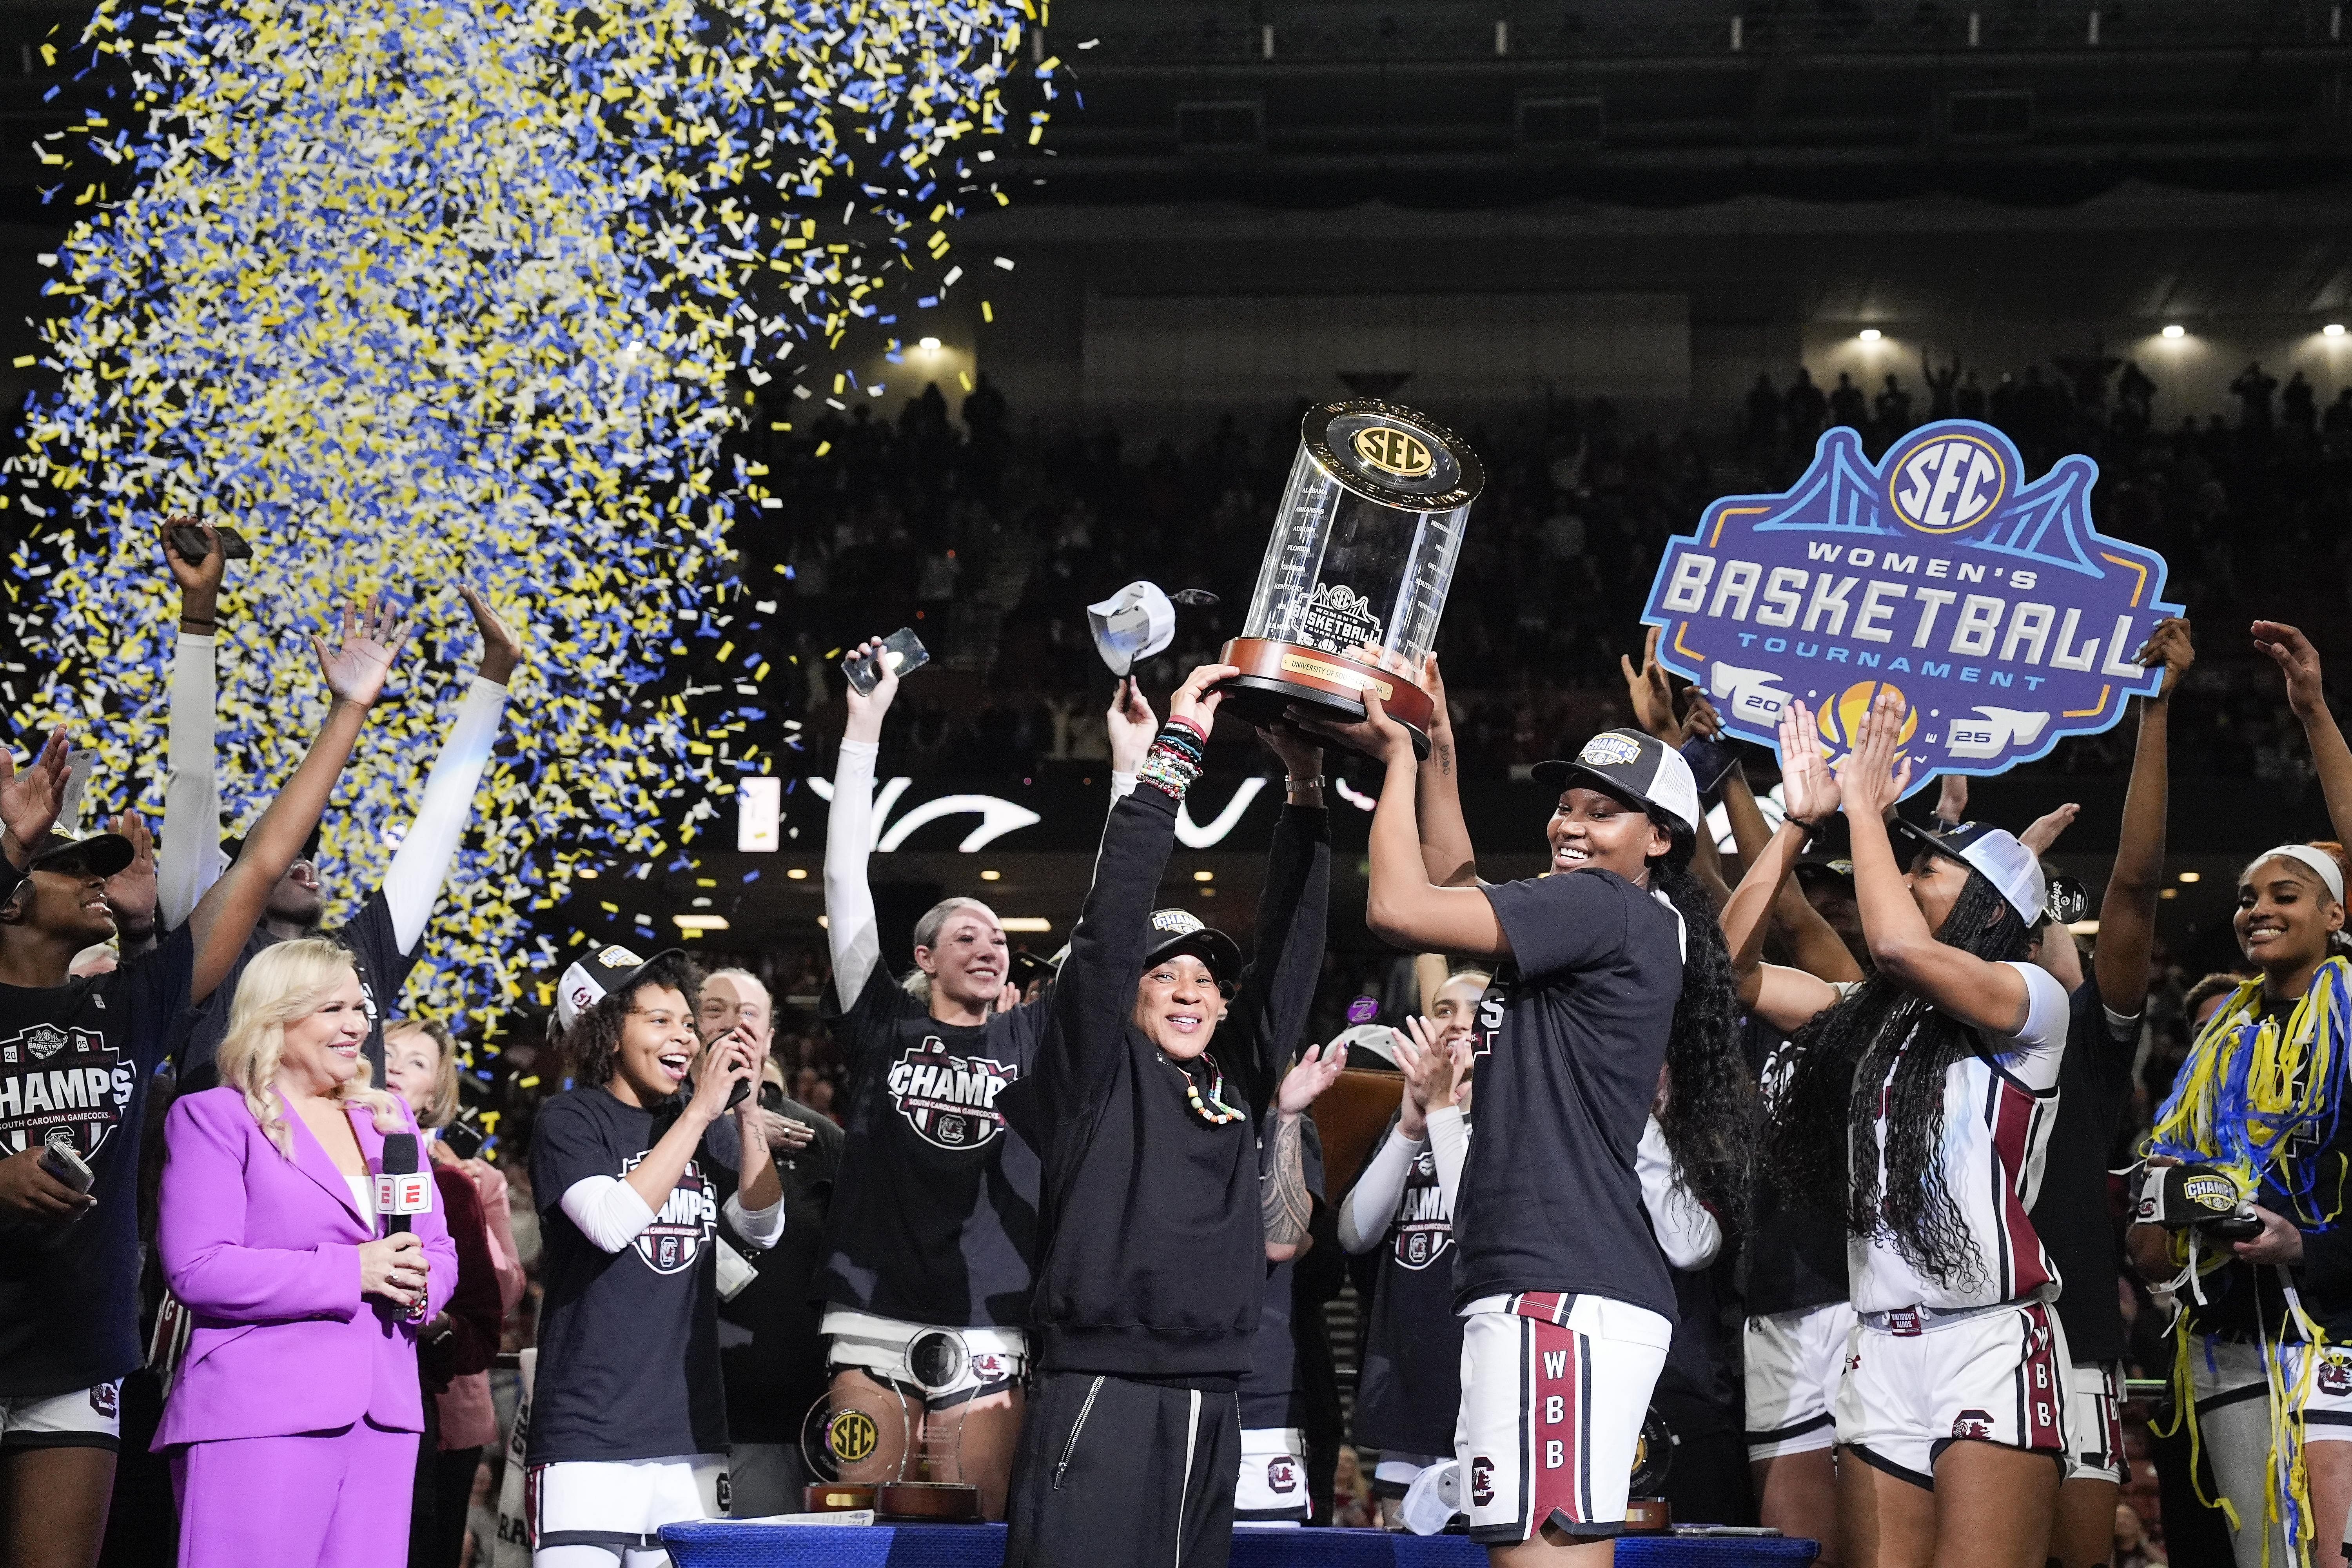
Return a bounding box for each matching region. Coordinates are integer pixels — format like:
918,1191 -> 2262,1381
1021,785 -> 1329,1384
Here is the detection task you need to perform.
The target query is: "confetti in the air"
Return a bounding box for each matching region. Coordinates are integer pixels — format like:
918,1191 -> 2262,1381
5,0 -> 1040,1035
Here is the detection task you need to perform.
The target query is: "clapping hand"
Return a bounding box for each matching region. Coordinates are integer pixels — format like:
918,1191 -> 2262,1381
1276,1042 -> 1346,1118
1834,690 -> 1913,817
1775,700 -> 1841,826
459,583 -> 524,686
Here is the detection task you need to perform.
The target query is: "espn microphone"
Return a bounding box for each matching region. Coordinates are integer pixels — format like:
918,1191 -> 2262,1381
376,1133 -> 434,1323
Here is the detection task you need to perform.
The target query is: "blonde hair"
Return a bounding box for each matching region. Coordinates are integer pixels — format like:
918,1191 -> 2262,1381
384,1018 -> 461,1130
215,938 -> 404,1157
900,897 -> 1002,1004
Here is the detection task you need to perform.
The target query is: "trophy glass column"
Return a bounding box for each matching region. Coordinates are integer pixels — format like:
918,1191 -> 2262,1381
1217,400 -> 1482,757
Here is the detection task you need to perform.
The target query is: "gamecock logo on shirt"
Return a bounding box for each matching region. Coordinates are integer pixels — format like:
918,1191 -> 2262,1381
0,1024 -> 130,1163
886,1038 -> 1016,1153
617,1154 -> 717,1275
1393,1148 -> 1453,1270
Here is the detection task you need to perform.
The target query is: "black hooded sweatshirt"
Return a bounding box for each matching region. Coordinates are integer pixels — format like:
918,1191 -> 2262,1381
1024,784 -> 1329,1385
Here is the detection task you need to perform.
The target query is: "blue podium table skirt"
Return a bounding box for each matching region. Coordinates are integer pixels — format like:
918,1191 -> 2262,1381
659,1522 -> 1820,1568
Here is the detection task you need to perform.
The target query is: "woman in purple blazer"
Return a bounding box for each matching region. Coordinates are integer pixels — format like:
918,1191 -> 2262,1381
156,937 -> 458,1568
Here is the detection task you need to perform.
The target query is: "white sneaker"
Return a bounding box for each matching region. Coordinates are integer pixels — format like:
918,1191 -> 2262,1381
1398,1459 -> 1463,1536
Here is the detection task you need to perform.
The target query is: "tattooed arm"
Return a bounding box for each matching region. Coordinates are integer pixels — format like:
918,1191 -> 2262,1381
1263,1045 -> 1343,1261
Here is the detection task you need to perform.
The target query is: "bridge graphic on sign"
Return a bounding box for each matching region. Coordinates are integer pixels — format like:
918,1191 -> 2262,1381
1640,421 -> 2181,790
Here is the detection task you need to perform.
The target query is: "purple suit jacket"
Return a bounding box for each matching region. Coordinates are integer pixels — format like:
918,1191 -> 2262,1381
154,1086 -> 458,1447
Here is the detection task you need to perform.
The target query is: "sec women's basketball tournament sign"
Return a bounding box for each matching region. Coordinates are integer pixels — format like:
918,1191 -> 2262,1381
1640,420 -> 2181,792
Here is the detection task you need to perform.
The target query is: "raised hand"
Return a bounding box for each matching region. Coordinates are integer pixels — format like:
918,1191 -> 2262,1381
459,583 -> 524,686
311,595 -> 414,708
1936,772 -> 1969,826
103,811 -> 158,933
1775,699 -> 1841,825
1106,677 -> 1157,775
1681,690 -> 1724,740
2020,803 -> 2080,856
2141,616 -> 2195,700
1276,1041 -> 1347,1117
1619,626 -> 1681,745
842,633 -> 900,741
1168,662 -> 1239,735
158,514 -> 226,612
1288,686 -> 1415,767
1255,720 -> 1324,784
1834,689 -> 1913,817
2252,620 -> 2326,721
0,726 -> 70,866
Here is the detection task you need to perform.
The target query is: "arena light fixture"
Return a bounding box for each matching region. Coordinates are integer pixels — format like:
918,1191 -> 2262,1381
2328,324 -> 2347,338
2178,870 -> 2201,883
673,914 -> 731,931
919,336 -> 942,352
2161,324 -> 2185,339
786,867 -> 809,880
1193,869 -> 1215,882
1857,328 -> 1882,343
980,868 -> 1003,881
1000,917 -> 1053,933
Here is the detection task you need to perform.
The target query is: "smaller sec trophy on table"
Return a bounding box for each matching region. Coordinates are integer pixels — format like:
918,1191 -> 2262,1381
1216,399 -> 1482,756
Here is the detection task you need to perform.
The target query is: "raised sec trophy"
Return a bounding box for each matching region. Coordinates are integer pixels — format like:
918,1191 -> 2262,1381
1216,399 -> 1482,757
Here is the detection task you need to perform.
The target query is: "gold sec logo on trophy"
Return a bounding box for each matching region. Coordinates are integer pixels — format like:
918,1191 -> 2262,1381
1351,425 -> 1434,479
1215,399 -> 1484,759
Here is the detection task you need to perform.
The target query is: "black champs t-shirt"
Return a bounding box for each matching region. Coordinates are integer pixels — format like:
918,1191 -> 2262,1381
1455,869 -> 1683,1323
528,1088 -> 728,1465
814,966 -> 1043,1327
0,927 -> 194,1396
1354,1110 -> 1470,1457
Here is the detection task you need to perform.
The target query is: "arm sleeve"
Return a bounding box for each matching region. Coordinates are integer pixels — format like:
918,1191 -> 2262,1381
1337,1121 -> 1420,1254
825,739 -> 883,1007
382,677 -> 509,954
1426,1105 -> 1469,1218
157,1100 -> 361,1323
1637,1116 -> 1723,1270
157,632 -> 223,931
1036,785 -> 1182,1122
559,1174 -> 660,1254
722,1190 -> 786,1250
1230,806 -> 1332,1113
1109,771 -> 1136,800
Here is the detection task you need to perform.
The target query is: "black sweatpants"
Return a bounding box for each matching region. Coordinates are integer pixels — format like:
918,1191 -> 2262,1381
1005,1370 -> 1241,1568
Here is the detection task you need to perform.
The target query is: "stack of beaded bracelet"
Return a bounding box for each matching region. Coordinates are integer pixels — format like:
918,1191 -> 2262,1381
1137,715 -> 1209,799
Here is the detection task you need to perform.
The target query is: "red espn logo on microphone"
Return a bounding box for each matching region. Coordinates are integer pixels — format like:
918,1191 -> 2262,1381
375,1172 -> 433,1214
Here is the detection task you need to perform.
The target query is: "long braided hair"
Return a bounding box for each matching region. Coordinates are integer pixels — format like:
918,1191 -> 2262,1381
1761,866 -> 2032,1289
1648,825 -> 1757,1236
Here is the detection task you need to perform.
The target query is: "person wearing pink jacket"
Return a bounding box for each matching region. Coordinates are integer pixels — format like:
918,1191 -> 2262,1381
155,938 -> 459,1568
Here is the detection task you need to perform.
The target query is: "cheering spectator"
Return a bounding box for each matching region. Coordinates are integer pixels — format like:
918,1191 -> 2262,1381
155,938 -> 459,1565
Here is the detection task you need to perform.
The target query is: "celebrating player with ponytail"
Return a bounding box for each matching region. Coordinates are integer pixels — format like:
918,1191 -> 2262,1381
1308,655 -> 1750,1564
1739,693 -> 2071,1568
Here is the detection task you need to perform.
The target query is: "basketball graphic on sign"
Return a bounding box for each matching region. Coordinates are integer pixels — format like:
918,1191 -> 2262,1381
1816,679 -> 1918,768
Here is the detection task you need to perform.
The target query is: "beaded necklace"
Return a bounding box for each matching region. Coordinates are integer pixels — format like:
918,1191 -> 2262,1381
1166,1053 -> 1245,1126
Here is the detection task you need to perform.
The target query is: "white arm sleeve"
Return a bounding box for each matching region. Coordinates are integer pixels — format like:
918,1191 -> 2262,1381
383,677 -> 509,954
1337,1122 -> 1421,1254
560,1174 -> 659,1254
157,632 -> 223,931
1110,771 -> 1137,801
1426,1105 -> 1470,1219
825,739 -> 883,1006
1638,1116 -> 1722,1270
723,1191 -> 786,1251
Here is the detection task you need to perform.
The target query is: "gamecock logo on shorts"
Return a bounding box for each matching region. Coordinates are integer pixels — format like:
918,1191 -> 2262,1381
885,1037 -> 1016,1152
1951,1408 -> 1994,1440
89,1382 -> 118,1419
1470,1457 -> 1495,1508
2322,1355 -> 2352,1399
1267,1456 -> 1299,1494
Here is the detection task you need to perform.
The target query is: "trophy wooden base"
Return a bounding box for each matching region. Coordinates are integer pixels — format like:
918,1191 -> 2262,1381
801,1483 -> 877,1513
1215,638 -> 1432,759
1621,1497 -> 1671,1534
877,1481 -> 984,1523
